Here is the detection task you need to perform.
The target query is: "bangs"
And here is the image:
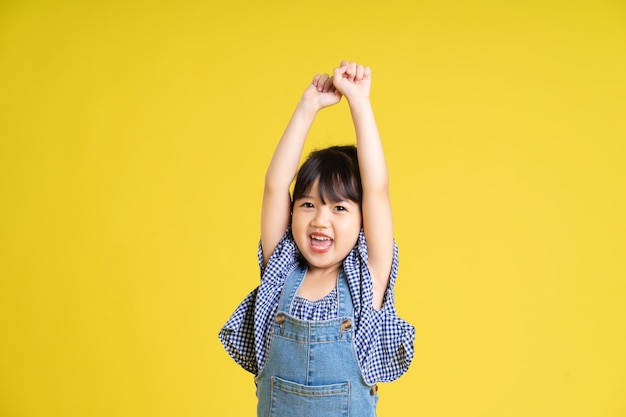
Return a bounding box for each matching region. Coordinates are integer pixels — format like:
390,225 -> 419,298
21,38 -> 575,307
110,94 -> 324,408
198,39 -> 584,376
315,168 -> 361,204
292,145 -> 362,206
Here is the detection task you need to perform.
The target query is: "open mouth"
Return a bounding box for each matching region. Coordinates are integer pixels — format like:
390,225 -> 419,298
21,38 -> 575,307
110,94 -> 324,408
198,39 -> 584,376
309,234 -> 333,253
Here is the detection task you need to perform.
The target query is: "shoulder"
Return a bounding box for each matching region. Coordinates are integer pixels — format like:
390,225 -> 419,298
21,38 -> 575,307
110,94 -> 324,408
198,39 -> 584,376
346,230 -> 399,283
258,228 -> 300,282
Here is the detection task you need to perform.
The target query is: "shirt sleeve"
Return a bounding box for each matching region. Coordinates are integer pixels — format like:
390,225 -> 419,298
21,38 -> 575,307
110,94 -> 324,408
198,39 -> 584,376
217,287 -> 259,375
346,232 -> 416,384
258,228 -> 299,281
218,230 -> 298,376
253,228 -> 300,371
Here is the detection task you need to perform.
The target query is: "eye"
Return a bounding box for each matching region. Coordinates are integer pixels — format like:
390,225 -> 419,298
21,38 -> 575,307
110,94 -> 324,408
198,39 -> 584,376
301,202 -> 314,208
334,205 -> 346,212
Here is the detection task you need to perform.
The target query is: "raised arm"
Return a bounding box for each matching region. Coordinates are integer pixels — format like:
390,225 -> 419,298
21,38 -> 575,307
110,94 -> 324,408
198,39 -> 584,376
261,73 -> 342,267
333,61 -> 393,309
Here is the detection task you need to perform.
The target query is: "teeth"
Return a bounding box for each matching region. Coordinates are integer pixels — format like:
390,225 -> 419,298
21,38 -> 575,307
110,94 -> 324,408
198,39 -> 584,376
311,235 -> 331,241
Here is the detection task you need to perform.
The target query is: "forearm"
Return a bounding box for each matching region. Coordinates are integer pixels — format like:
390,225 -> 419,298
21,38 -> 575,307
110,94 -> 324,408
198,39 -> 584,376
348,98 -> 389,193
265,100 -> 319,191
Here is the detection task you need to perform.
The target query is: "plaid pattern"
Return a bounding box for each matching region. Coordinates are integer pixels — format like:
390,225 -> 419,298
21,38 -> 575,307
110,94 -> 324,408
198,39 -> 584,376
218,229 -> 415,385
292,289 -> 338,320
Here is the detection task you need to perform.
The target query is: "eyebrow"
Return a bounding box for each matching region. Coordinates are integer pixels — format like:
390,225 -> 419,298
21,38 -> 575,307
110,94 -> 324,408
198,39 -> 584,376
297,194 -> 355,205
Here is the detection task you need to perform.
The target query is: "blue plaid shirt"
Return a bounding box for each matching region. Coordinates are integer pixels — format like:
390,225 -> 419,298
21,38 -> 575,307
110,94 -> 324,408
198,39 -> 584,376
292,288 -> 338,320
218,228 -> 415,385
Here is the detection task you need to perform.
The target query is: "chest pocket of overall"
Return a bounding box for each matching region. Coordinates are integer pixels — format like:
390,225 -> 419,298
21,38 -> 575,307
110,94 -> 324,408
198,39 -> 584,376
269,376 -> 349,417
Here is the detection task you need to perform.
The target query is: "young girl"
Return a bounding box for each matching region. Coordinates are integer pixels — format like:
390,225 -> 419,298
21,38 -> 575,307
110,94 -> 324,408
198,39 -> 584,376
219,61 -> 415,417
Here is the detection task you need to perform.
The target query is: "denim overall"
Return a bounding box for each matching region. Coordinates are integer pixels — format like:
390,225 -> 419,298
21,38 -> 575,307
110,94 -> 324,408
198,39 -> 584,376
255,265 -> 378,417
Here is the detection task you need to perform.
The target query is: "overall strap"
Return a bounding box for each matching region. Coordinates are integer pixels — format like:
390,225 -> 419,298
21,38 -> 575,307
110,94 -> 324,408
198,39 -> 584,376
276,265 -> 306,314
336,269 -> 354,318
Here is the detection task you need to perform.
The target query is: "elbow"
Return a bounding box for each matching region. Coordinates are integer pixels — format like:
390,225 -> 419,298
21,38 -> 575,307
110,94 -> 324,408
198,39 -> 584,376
264,170 -> 293,193
363,172 -> 390,194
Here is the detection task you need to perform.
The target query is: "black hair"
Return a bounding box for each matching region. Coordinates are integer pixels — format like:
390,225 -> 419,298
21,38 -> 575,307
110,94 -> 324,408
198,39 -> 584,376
292,145 -> 362,208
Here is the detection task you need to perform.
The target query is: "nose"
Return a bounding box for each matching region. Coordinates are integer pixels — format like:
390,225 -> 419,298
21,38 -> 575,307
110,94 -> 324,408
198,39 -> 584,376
310,206 -> 331,228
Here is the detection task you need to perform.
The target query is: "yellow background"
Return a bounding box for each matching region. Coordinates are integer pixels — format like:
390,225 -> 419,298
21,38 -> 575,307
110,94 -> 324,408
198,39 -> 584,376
1,1 -> 625,416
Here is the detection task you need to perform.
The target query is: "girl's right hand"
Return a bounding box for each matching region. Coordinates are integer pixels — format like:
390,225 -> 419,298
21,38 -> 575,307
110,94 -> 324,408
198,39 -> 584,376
301,73 -> 342,110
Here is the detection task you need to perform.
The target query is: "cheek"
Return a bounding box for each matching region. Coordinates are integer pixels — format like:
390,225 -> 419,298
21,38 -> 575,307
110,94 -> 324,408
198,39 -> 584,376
290,212 -> 308,235
341,217 -> 362,240
352,213 -> 363,231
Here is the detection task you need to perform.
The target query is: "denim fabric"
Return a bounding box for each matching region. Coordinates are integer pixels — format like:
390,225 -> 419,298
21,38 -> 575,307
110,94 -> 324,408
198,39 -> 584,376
255,265 -> 377,417
218,229 -> 415,384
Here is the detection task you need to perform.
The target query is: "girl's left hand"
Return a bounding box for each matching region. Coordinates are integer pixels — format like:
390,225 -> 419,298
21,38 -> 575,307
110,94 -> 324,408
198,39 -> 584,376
332,60 -> 371,103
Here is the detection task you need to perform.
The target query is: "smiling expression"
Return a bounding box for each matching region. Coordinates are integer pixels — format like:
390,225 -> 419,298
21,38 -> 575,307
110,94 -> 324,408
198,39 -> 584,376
291,181 -> 362,274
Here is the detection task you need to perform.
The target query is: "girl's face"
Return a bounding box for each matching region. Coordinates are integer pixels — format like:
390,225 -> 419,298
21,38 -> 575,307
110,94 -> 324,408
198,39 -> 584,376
291,181 -> 362,275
